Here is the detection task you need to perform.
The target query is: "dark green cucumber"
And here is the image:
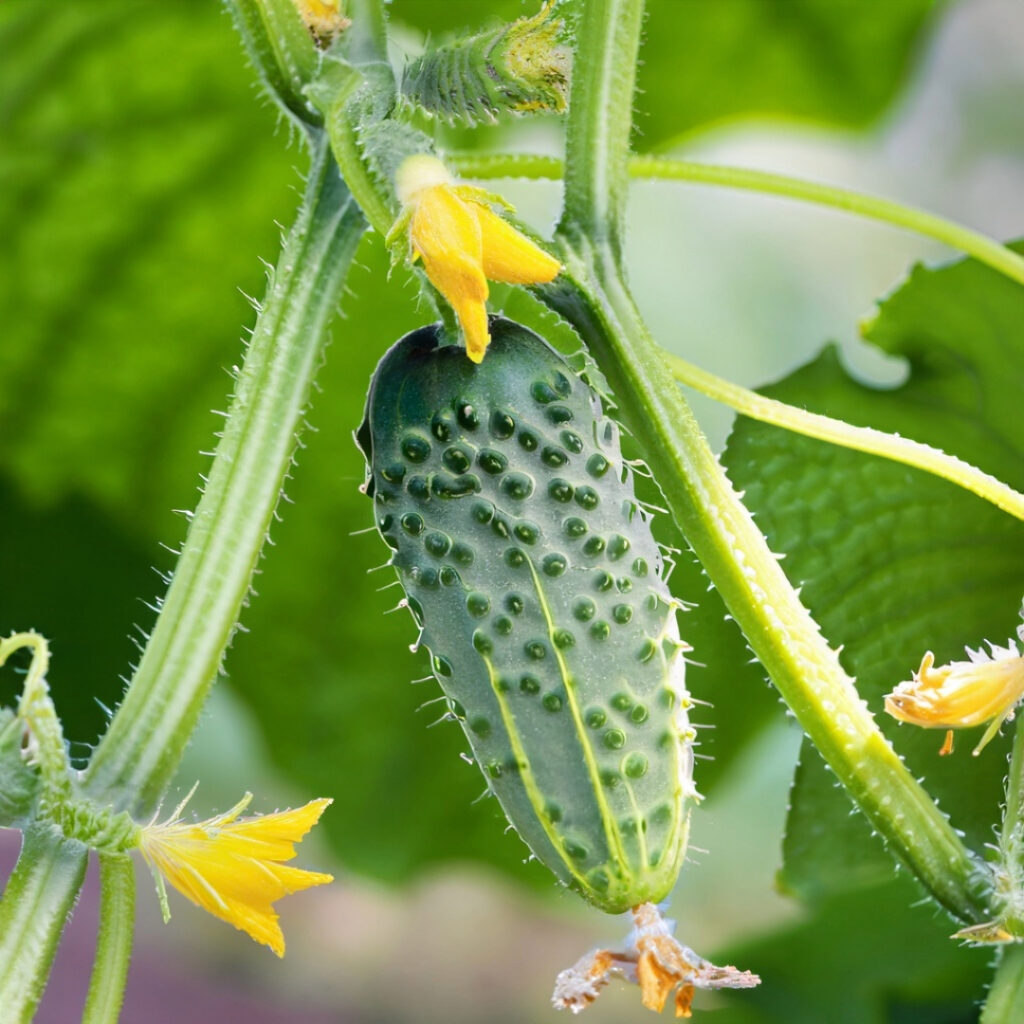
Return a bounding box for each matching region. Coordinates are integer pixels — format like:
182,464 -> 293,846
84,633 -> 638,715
358,318 -> 695,913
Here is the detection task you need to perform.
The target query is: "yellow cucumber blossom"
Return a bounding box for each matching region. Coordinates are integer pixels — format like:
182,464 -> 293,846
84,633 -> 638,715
390,154 -> 561,363
884,618 -> 1024,756
138,788 -> 333,956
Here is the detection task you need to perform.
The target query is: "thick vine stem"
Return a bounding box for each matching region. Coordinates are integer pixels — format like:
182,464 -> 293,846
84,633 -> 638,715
308,59 -> 396,236
82,854 -> 135,1024
0,824 -> 89,1023
994,715 -> 1024,937
83,134 -> 366,815
556,0 -> 643,257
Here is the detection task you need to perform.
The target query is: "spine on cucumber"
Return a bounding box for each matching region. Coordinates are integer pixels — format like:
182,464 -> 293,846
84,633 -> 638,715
357,317 -> 696,913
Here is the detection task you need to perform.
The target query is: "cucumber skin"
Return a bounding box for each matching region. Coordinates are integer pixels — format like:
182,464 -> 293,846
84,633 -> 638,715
358,318 -> 695,913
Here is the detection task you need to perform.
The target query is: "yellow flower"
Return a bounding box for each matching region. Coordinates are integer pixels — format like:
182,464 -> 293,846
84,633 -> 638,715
884,621 -> 1024,756
138,789 -> 333,956
391,154 -> 561,363
293,0 -> 350,41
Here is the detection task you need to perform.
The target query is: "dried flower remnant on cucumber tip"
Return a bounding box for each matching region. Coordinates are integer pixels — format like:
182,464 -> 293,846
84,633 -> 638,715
884,614 -> 1024,756
138,787 -> 333,957
553,903 -> 760,1018
389,155 -> 561,363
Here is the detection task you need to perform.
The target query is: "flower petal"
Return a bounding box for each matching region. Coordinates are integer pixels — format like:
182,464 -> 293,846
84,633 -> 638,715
139,796 -> 333,956
884,639 -> 1024,754
472,202 -> 561,285
409,187 -> 491,362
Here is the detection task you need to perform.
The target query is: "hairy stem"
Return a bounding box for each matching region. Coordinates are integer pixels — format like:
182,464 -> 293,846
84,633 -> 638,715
346,0 -> 389,64
557,0 -> 644,255
82,854 -> 135,1024
996,715 -> 1024,935
0,633 -> 70,813
982,945 -> 1024,1024
310,59 -> 395,236
663,351 -> 1024,521
83,134 -> 366,814
0,825 -> 88,1023
227,0 -> 321,127
448,152 -> 1024,287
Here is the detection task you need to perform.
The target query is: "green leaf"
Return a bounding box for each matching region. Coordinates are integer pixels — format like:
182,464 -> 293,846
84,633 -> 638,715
0,0 -> 298,529
723,248 -> 1024,902
719,874 -> 990,1024
637,0 -> 942,150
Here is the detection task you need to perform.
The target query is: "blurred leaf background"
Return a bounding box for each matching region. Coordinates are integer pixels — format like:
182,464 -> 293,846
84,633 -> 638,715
2,0 -> 1023,1020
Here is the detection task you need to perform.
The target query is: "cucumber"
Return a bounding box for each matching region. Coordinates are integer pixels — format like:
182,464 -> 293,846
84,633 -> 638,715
357,317 -> 695,913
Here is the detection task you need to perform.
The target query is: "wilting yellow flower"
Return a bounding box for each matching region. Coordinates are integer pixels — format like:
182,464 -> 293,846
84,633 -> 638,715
884,622 -> 1024,756
552,902 -> 759,1017
391,154 -> 561,363
138,789 -> 333,956
293,0 -> 350,41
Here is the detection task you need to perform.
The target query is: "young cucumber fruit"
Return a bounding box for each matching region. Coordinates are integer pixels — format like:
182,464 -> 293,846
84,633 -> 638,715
358,318 -> 696,913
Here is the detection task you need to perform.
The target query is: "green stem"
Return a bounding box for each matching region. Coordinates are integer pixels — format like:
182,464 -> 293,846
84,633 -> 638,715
309,59 -> 396,236
663,351 -> 1024,521
982,945 -> 1024,1024
446,151 -> 561,179
557,0 -> 644,255
82,854 -> 135,1024
632,156 -> 1024,286
1004,717 -> 1024,869
0,824 -> 88,1023
447,151 -> 1024,288
227,0 -> 322,127
997,715 -> 1024,935
83,134 -> 366,815
0,633 -> 71,812
345,0 -> 389,65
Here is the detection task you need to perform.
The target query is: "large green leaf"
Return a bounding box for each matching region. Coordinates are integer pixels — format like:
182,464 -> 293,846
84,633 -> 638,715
718,874 -> 990,1024
388,0 -> 940,151
0,0 -> 297,529
638,0 -> 941,150
723,248 -> 1024,902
